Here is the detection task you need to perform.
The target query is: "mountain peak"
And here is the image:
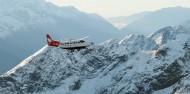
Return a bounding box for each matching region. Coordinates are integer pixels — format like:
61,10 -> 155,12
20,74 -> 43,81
1,26 -> 190,93
0,0 -> 119,75
120,6 -> 190,35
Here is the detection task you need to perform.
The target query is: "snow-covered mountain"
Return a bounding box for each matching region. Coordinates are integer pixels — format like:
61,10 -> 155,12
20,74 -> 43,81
1,23 -> 190,94
0,0 -> 119,75
120,6 -> 190,35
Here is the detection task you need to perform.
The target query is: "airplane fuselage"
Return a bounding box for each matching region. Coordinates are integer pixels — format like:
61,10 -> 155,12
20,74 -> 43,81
46,34 -> 93,50
59,40 -> 92,49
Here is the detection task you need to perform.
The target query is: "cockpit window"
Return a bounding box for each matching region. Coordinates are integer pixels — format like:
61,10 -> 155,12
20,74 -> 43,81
80,40 -> 85,43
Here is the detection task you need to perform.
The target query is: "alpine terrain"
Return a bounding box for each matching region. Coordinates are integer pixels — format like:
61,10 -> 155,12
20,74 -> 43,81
1,22 -> 190,94
0,0 -> 119,75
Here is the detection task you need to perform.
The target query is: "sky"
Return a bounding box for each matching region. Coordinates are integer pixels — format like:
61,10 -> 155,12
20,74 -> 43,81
46,0 -> 190,18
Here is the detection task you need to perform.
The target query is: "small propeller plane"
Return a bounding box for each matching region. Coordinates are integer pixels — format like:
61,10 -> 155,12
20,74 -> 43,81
46,34 -> 93,50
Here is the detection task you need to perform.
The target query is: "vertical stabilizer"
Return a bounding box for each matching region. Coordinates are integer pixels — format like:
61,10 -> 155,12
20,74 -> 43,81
46,34 -> 60,47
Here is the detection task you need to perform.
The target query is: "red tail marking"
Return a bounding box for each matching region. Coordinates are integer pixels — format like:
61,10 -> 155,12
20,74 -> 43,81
46,34 -> 60,47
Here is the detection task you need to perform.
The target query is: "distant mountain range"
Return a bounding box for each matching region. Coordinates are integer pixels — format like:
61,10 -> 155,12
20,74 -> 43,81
108,6 -> 190,35
107,12 -> 150,29
0,0 -> 120,75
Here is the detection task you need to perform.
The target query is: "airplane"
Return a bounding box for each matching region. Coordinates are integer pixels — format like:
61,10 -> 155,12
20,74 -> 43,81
46,34 -> 93,50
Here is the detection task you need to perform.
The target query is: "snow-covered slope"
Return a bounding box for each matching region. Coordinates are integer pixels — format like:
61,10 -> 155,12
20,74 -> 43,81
1,24 -> 190,94
121,6 -> 190,35
0,0 -> 119,75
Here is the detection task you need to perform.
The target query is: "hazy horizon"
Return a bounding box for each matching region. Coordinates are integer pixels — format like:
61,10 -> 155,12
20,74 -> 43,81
46,0 -> 190,18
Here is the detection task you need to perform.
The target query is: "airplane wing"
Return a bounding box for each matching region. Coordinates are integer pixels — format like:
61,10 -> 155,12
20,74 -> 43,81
75,36 -> 90,41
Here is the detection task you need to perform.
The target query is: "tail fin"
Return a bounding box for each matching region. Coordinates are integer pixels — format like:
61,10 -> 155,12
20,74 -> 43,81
46,34 -> 60,47
46,34 -> 53,44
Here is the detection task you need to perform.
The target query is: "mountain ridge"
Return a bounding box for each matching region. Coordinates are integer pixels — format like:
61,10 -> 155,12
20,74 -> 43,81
108,6 -> 190,35
1,24 -> 190,93
0,0 -> 119,75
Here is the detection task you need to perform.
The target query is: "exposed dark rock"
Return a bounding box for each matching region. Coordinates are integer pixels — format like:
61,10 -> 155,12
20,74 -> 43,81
30,71 -> 41,81
115,55 -> 128,63
151,60 -> 185,90
69,80 -> 82,91
155,47 -> 169,58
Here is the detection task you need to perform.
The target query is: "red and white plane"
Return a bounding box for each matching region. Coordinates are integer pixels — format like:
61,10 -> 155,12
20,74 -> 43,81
46,34 -> 93,50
